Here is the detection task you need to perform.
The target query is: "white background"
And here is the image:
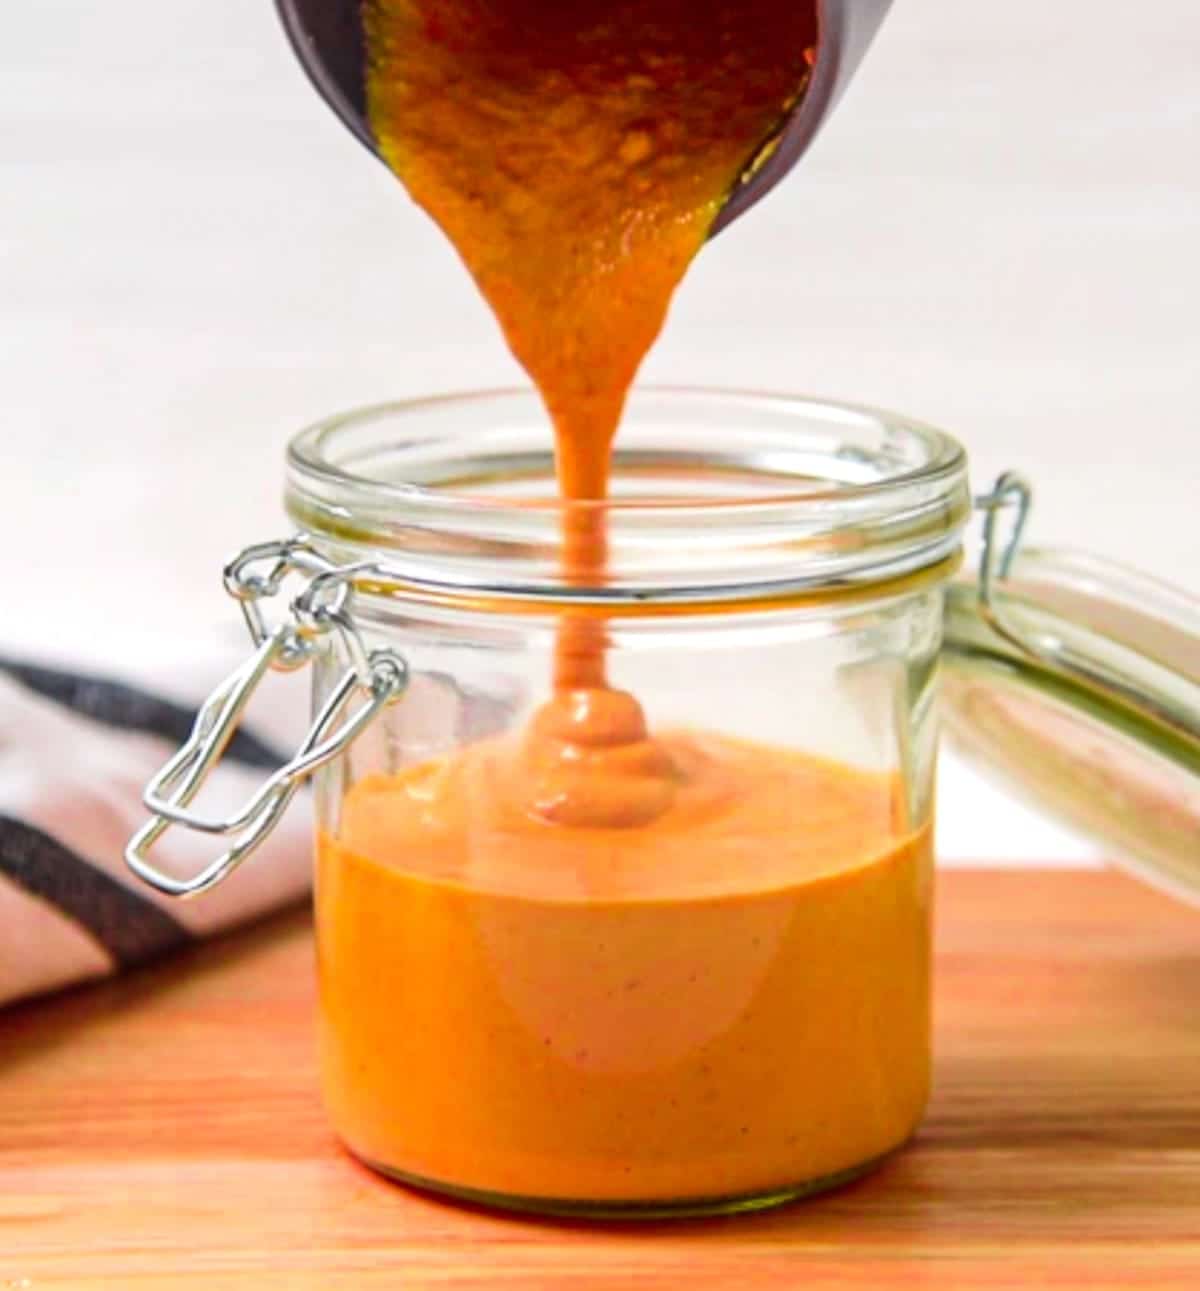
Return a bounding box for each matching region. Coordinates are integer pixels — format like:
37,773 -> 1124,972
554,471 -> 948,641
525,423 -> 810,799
2,1 -> 1197,863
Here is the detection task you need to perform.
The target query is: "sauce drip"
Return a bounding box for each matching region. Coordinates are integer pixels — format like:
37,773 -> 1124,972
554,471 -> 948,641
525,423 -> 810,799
363,0 -> 817,824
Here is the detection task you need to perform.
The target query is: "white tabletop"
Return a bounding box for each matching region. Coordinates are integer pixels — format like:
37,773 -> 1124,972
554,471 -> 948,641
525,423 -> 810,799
3,0 -> 1196,864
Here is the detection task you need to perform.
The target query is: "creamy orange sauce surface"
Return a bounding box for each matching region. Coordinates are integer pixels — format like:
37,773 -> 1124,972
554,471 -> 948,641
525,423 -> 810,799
313,0 -> 931,1204
318,736 -> 932,1201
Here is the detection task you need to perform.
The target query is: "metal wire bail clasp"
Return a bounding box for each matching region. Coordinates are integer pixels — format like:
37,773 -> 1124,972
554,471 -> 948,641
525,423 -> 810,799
125,538 -> 407,898
974,471 -> 1034,655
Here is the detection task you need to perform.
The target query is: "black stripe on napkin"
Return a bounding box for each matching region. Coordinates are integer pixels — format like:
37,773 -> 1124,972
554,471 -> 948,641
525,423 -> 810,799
0,816 -> 192,968
0,656 -> 284,770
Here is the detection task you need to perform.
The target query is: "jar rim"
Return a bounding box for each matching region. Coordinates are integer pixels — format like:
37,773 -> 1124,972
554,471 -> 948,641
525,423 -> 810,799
287,386 -> 967,514
284,387 -> 972,603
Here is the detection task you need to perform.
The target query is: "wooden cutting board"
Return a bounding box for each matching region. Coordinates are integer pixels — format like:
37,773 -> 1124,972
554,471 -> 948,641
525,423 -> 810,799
2,870 -> 1197,1288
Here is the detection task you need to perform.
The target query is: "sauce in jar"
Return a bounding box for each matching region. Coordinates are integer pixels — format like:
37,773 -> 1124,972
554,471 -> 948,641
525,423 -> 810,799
319,736 -> 931,1204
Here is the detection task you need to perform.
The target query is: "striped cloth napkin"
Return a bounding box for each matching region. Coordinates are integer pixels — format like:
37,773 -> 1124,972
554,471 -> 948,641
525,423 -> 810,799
0,649 -> 518,1008
0,654 -> 313,1007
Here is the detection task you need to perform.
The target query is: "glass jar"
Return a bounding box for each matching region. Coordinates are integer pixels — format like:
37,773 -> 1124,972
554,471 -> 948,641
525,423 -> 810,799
126,388 -> 1199,1218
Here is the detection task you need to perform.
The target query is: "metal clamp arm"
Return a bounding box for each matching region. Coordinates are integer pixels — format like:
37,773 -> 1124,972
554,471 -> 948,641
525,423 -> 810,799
124,540 -> 407,898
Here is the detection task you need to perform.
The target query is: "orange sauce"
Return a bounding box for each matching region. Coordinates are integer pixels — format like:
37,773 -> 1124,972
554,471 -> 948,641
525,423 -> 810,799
318,736 -> 931,1202
313,0 -> 931,1205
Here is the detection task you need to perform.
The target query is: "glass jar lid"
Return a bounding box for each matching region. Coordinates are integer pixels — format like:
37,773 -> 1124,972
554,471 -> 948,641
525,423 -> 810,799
943,475 -> 1200,906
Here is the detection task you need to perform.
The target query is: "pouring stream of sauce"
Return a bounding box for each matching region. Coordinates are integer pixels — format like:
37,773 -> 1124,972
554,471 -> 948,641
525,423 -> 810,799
363,0 -> 817,824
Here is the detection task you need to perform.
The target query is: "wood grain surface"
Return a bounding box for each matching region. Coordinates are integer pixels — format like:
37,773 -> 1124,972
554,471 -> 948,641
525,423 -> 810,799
2,870 -> 1197,1288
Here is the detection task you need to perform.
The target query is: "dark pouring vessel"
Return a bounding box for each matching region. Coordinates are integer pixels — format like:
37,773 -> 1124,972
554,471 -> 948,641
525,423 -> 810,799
274,0 -> 893,234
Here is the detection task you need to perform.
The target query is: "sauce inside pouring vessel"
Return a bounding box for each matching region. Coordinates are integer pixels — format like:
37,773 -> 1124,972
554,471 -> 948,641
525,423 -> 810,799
317,0 -> 932,1206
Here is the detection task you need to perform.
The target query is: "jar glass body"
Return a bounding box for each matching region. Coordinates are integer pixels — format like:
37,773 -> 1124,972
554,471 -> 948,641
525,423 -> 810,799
296,390 -> 969,1216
